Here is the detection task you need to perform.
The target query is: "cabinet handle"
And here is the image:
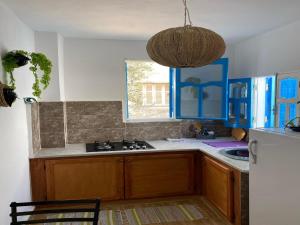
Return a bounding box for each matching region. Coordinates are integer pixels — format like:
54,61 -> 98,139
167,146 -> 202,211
248,139 -> 257,164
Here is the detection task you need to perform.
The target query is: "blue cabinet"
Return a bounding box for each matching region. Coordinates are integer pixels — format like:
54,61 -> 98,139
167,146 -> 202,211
225,76 -> 276,128
173,58 -> 275,128
174,58 -> 228,120
226,78 -> 253,128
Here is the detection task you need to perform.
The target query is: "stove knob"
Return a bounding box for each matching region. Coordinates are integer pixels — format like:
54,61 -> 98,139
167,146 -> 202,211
142,145 -> 147,149
123,146 -> 128,150
129,146 -> 134,150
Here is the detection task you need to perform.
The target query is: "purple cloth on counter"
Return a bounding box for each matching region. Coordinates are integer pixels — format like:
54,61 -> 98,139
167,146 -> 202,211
202,140 -> 248,148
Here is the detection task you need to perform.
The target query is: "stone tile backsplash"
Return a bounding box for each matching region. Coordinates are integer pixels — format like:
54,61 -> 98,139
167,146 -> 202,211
35,101 -> 231,148
66,101 -> 125,143
39,102 -> 66,148
124,121 -> 182,141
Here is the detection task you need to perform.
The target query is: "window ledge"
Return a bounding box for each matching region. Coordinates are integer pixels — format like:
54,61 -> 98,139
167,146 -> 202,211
124,118 -> 182,123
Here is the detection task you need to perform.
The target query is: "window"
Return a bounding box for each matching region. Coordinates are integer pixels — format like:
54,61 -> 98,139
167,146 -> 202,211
252,76 -> 276,128
125,60 -> 173,120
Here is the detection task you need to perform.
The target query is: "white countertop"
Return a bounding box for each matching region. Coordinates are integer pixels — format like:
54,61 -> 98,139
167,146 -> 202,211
31,138 -> 249,173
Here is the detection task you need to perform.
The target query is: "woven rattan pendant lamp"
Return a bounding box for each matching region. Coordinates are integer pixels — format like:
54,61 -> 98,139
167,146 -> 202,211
146,0 -> 226,68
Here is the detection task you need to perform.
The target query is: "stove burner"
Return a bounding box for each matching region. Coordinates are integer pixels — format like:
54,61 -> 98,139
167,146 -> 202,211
122,140 -> 149,150
86,140 -> 154,152
94,141 -> 113,151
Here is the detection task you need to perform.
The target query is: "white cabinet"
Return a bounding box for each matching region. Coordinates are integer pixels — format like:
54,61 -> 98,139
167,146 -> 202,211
249,128 -> 300,225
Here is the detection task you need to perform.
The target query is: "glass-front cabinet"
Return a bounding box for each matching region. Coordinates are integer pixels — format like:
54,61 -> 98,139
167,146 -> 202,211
226,76 -> 276,128
171,57 -> 278,128
226,78 -> 253,128
175,58 -> 228,120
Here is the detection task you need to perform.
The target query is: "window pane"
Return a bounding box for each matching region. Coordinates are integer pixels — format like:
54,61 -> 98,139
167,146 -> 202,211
180,64 -> 223,83
180,86 -> 199,118
230,82 -> 248,98
239,103 -> 248,126
126,61 -> 170,119
146,92 -> 152,105
202,85 -> 223,118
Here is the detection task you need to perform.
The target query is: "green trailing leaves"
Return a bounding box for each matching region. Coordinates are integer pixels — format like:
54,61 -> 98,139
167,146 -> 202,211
1,50 -> 52,98
29,52 -> 52,97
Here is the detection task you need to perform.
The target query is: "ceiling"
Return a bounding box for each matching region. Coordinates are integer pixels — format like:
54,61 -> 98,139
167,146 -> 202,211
2,0 -> 300,43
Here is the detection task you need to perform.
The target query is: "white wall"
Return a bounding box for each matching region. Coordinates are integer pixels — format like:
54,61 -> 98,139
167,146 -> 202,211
35,31 -> 65,101
64,38 -> 150,101
0,3 -> 35,224
64,38 -> 233,101
57,34 -> 65,101
231,20 -> 300,77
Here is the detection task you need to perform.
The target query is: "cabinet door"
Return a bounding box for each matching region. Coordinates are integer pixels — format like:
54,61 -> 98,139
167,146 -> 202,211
125,153 -> 195,199
175,58 -> 228,120
202,156 -> 234,221
45,156 -> 124,201
226,78 -> 253,128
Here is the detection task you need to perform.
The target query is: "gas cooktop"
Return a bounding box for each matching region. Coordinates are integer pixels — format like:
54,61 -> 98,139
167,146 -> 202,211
86,140 -> 154,152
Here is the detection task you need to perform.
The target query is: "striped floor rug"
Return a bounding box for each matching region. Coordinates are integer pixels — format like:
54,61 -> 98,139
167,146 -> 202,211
40,202 -> 204,225
99,203 -> 204,225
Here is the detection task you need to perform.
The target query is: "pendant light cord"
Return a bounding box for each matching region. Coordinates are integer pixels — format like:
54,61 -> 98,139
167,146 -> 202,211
182,0 -> 192,26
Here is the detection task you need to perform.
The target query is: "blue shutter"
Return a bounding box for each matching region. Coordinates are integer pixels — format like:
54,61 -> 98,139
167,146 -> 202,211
279,103 -> 286,128
280,78 -> 298,99
175,58 -> 228,120
278,76 -> 299,127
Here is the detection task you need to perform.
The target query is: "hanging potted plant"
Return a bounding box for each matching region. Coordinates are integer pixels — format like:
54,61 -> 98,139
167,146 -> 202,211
1,50 -> 30,89
1,50 -> 52,99
0,81 -> 17,107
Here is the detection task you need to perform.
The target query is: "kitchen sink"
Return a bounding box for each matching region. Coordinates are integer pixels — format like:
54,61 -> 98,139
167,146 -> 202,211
220,148 -> 249,161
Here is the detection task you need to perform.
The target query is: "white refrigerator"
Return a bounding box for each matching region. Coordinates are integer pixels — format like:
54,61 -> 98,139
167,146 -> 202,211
249,128 -> 300,225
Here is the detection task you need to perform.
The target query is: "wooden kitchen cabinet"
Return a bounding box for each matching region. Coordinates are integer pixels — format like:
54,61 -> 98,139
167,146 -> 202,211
30,151 -> 247,224
45,156 -> 124,201
202,155 -> 234,222
124,152 -> 195,199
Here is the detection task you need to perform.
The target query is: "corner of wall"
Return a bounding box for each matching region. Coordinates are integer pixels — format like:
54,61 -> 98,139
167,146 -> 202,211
35,31 -> 65,102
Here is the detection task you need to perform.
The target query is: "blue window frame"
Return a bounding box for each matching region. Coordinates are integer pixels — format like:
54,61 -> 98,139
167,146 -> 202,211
169,68 -> 175,118
264,76 -> 276,128
174,58 -> 229,120
226,78 -> 253,128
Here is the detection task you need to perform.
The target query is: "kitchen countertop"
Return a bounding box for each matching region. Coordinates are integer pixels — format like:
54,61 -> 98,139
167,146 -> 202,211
31,138 -> 249,173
